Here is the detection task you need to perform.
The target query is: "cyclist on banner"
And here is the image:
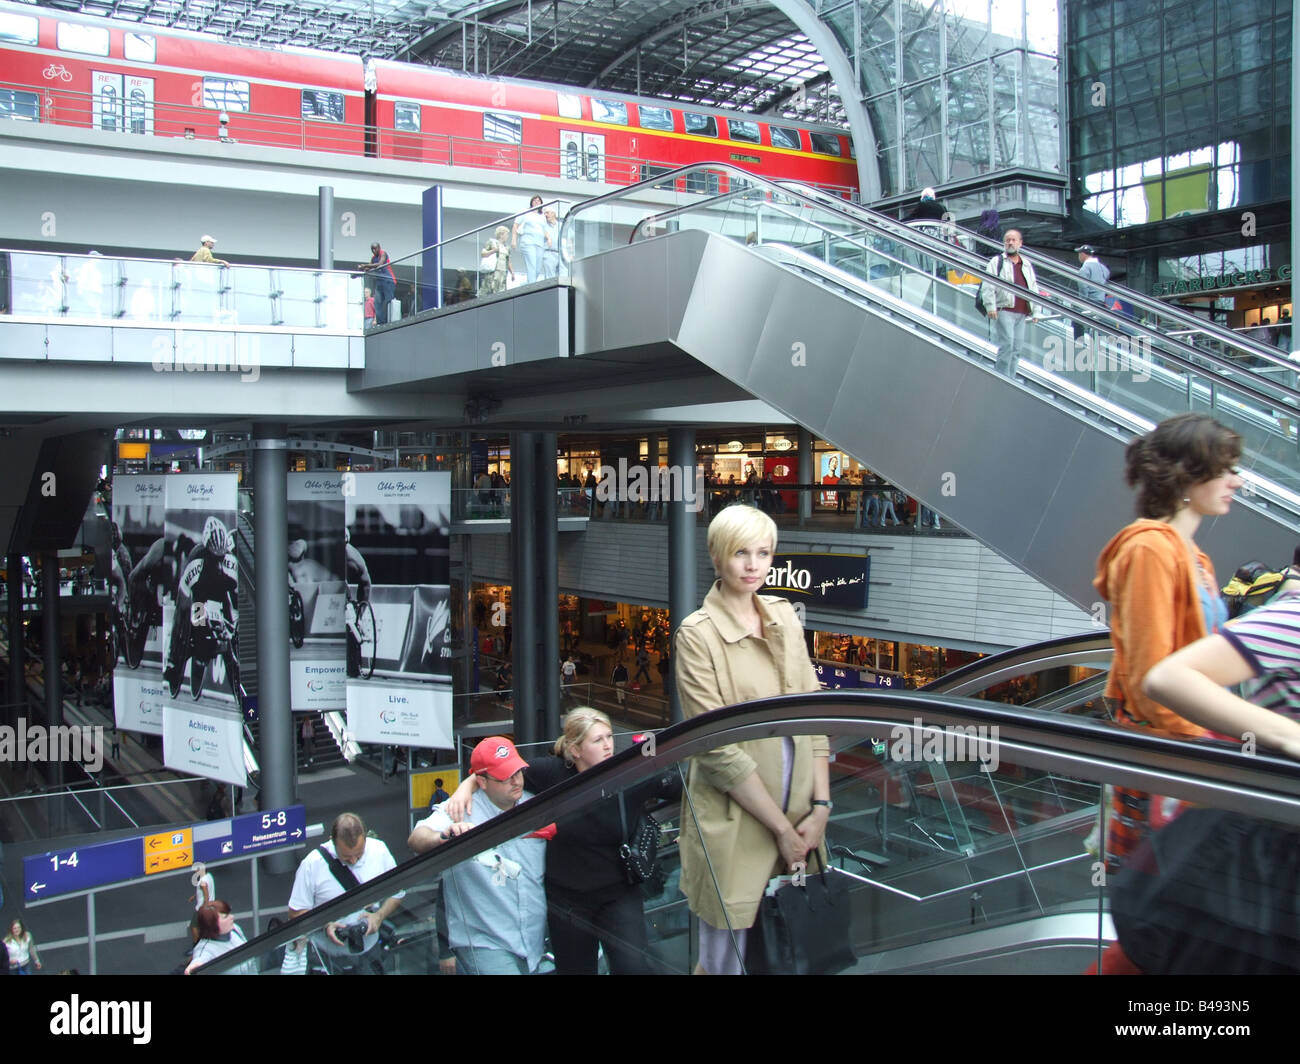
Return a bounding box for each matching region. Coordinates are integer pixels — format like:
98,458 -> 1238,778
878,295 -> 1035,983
108,522 -> 132,619
128,529 -> 196,610
345,527 -> 373,677
164,517 -> 238,698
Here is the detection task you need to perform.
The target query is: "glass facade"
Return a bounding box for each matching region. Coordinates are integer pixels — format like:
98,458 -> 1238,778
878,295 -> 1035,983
818,0 -> 1063,199
1067,0 -> 1291,228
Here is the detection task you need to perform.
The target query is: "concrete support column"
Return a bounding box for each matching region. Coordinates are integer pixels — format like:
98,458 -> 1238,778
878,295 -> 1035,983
7,552 -> 23,721
798,427 -> 814,524
252,425 -> 294,874
510,432 -> 539,745
42,552 -> 62,789
667,427 -> 697,724
537,433 -> 560,739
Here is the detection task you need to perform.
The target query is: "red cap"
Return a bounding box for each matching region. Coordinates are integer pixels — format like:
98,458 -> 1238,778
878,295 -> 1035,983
470,736 -> 528,780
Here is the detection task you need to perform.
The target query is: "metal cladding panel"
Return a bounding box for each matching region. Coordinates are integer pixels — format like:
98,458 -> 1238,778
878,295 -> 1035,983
356,288 -> 566,388
47,324 -> 114,361
678,235 -> 805,387
292,334 -> 346,369
252,333 -> 294,368
112,327 -> 173,365
0,323 -> 48,360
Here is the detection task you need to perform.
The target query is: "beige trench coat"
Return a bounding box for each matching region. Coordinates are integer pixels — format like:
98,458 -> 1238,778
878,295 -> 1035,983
673,581 -> 828,930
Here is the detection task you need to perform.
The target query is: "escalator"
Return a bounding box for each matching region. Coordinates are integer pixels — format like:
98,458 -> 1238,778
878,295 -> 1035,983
197,684 -> 1300,975
561,165 -> 1300,608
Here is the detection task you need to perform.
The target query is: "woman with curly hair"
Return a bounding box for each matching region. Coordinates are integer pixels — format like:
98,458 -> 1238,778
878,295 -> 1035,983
1093,412 -> 1243,870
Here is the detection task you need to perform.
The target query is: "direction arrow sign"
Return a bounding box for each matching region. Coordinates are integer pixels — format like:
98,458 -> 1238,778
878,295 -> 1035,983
231,805 -> 306,856
143,827 -> 193,876
23,838 -> 142,901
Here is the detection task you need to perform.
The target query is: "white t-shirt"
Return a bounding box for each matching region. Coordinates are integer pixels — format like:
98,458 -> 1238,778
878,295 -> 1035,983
194,871 -> 215,910
288,838 -> 403,954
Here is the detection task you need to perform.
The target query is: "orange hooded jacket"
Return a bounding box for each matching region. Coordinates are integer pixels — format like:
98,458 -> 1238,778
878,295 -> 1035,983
1093,519 -> 1214,739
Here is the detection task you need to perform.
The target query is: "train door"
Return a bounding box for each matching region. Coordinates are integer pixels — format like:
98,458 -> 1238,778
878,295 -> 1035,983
560,130 -> 605,182
124,75 -> 154,134
92,71 -> 121,131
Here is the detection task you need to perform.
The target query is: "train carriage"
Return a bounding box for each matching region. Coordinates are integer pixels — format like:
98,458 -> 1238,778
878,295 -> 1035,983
0,1 -> 858,197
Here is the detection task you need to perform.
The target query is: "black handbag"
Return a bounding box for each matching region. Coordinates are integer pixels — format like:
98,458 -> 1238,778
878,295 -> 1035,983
1111,808 -> 1300,974
617,794 -> 663,890
750,850 -> 858,976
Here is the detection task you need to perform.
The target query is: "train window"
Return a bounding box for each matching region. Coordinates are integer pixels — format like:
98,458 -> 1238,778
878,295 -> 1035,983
639,163 -> 675,189
302,89 -> 344,122
809,132 -> 842,156
556,93 -> 582,119
203,78 -> 250,113
484,112 -> 522,144
394,101 -> 420,133
638,105 -> 673,132
0,13 -> 38,45
57,22 -> 110,56
683,112 -> 718,137
770,125 -> 801,150
124,33 -> 156,63
592,99 -> 627,125
727,119 -> 760,144
685,170 -> 720,194
0,88 -> 40,122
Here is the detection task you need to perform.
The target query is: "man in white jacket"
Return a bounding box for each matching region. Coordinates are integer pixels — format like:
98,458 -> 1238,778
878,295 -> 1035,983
978,229 -> 1038,378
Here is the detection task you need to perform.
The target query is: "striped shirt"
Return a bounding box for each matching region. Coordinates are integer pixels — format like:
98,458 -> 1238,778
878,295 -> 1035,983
1222,590 -> 1300,716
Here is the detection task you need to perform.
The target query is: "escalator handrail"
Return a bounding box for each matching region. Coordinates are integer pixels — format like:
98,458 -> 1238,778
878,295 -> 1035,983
922,630 -> 1112,696
617,186 -> 1300,415
198,686 -> 1300,972
781,179 -> 1300,376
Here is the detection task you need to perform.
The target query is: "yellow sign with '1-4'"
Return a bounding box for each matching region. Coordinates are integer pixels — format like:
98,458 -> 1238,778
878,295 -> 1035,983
144,828 -> 193,875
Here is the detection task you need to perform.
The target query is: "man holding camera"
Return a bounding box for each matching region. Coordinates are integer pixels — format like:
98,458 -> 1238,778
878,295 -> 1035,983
408,737 -> 547,975
288,812 -> 404,974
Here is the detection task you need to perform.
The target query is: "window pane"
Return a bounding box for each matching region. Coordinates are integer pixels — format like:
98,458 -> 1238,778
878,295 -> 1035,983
57,22 -> 109,56
394,101 -> 420,132
484,112 -> 522,144
556,93 -> 582,119
203,78 -> 250,113
0,88 -> 40,122
683,112 -> 717,137
0,13 -> 39,45
727,119 -> 760,143
638,105 -> 673,131
592,99 -> 627,125
302,89 -> 344,122
770,125 -> 801,149
124,33 -> 156,63
810,132 -> 842,156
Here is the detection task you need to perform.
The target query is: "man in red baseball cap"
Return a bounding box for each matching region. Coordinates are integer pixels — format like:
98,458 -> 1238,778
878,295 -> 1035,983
408,737 -> 548,974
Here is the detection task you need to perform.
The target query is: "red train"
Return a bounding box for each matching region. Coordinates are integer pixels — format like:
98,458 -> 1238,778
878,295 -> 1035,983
0,1 -> 859,195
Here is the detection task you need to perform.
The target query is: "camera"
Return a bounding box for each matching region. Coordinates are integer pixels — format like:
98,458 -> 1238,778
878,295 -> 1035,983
339,922 -> 368,954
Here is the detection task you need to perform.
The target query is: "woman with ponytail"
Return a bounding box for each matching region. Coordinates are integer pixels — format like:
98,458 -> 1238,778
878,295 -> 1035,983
442,706 -> 679,974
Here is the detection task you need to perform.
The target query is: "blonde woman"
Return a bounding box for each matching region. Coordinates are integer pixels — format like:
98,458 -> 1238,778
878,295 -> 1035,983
480,226 -> 513,295
443,706 -> 678,974
675,504 -> 830,974
5,919 -> 41,974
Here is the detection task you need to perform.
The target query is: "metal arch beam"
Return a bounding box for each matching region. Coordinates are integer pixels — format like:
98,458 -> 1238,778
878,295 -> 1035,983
767,0 -> 880,199
393,0 -> 542,62
591,0 -> 771,82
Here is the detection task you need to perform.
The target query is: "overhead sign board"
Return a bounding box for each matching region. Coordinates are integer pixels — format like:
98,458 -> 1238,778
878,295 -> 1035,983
24,804 -> 307,902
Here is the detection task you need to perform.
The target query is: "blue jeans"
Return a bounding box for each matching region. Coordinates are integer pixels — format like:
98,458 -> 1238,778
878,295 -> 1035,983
373,276 -> 394,324
455,947 -> 532,975
520,243 -> 543,284
992,310 -> 1027,377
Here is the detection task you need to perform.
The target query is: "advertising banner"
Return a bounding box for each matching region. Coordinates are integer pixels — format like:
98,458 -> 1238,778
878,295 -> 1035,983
159,473 -> 242,782
288,473 -> 347,712
112,475 -> 167,735
764,552 -> 870,610
162,703 -> 247,786
345,472 -> 453,749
